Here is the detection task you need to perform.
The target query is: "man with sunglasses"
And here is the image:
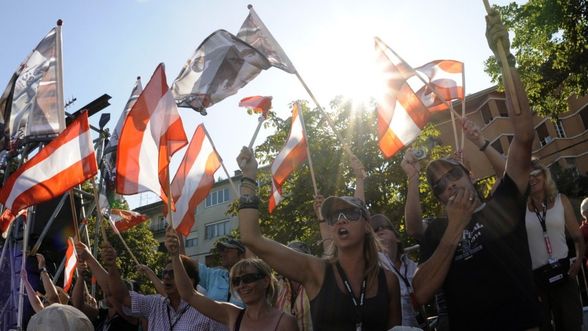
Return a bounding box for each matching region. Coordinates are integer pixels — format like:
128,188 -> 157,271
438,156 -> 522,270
411,10 -> 542,331
102,242 -> 222,330
198,236 -> 245,307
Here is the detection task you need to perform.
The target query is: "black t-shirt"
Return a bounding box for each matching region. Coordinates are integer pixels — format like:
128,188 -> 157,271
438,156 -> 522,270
421,175 -> 543,331
94,308 -> 139,331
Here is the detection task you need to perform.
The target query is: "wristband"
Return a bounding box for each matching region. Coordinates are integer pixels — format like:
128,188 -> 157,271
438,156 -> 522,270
40,267 -> 48,274
241,177 -> 258,186
479,139 -> 490,152
238,194 -> 260,210
318,219 -> 326,223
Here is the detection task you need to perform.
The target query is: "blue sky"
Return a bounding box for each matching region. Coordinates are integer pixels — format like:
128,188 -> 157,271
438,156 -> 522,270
1,0 -> 520,208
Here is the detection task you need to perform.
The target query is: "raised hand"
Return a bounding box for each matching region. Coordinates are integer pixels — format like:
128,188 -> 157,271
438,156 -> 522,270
236,146 -> 258,179
446,189 -> 476,231
100,243 -> 117,269
349,154 -> 366,179
313,194 -> 325,221
165,226 -> 180,256
75,241 -> 92,263
401,148 -> 421,179
485,9 -> 512,62
35,253 -> 46,269
462,118 -> 486,148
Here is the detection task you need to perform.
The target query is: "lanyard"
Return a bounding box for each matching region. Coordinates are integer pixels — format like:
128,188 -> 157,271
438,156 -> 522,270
389,258 -> 410,290
335,262 -> 366,331
532,199 -> 554,259
166,302 -> 189,331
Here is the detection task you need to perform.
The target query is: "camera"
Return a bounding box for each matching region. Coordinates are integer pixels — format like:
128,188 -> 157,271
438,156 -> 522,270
412,148 -> 427,160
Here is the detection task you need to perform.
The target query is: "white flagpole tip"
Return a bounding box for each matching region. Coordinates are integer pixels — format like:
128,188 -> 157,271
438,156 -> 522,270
247,4 -> 253,9
136,76 -> 141,80
57,19 -> 63,26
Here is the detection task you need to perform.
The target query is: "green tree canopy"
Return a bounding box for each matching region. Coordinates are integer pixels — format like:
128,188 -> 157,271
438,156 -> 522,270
484,0 -> 588,117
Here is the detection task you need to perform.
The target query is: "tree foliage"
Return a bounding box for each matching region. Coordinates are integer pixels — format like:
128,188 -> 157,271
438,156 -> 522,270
235,98 -> 452,254
484,0 -> 588,117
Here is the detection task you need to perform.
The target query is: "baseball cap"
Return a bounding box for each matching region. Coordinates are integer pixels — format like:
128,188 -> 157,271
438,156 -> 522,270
27,304 -> 94,331
320,196 -> 370,221
215,236 -> 246,254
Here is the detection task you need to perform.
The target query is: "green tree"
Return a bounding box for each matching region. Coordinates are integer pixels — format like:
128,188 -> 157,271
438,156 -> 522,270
484,0 -> 588,117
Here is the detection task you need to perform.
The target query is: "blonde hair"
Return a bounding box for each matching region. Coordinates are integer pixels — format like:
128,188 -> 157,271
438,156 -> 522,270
229,258 -> 277,305
530,159 -> 558,201
325,222 -> 383,289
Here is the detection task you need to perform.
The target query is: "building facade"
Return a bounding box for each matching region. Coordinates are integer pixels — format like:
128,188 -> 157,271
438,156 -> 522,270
429,87 -> 588,180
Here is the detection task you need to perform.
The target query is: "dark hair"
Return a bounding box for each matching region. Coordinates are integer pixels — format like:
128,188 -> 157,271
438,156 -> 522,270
180,255 -> 200,289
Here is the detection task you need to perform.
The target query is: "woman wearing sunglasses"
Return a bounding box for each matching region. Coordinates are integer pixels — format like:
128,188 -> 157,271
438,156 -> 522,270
166,227 -> 299,331
235,147 -> 401,331
524,160 -> 584,331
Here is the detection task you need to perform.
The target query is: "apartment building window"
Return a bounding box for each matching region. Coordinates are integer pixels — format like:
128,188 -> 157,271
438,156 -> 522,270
151,216 -> 166,232
205,219 -> 232,240
481,104 -> 493,124
205,188 -> 230,208
496,100 -> 508,117
491,139 -> 503,154
554,119 -> 566,138
536,123 -> 552,146
581,106 -> 588,130
185,238 -> 198,248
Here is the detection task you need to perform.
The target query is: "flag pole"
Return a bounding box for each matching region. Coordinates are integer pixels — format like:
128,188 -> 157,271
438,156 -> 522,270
16,208 -> 32,330
108,222 -> 140,265
248,115 -> 265,149
55,19 -> 66,132
449,104 -> 460,152
69,190 -> 80,242
203,126 -> 240,198
296,102 -> 318,196
482,0 -> 521,115
460,64 -> 467,150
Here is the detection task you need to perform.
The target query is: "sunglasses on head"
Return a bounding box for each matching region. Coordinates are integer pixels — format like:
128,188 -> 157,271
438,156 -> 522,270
373,224 -> 394,233
326,208 -> 364,225
231,272 -> 265,287
161,269 -> 174,278
432,166 -> 465,196
529,169 -> 543,178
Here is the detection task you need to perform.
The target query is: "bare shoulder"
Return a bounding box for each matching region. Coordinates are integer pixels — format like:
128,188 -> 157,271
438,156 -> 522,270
276,311 -> 299,331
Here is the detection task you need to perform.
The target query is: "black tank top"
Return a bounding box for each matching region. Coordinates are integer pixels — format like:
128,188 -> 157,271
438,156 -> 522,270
310,263 -> 389,331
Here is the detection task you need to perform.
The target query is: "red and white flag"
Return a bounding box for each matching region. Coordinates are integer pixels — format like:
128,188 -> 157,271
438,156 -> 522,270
170,124 -> 221,236
108,209 -> 148,234
116,63 -> 188,208
0,209 -> 26,238
268,179 -> 283,214
375,38 -> 430,158
415,60 -> 464,112
0,112 -> 97,213
63,237 -> 77,292
269,103 -> 307,213
239,96 -> 272,118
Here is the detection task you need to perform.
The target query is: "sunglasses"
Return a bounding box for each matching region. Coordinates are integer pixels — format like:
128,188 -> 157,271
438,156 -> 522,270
432,166 -> 465,196
231,272 -> 265,287
161,269 -> 174,278
326,208 -> 364,225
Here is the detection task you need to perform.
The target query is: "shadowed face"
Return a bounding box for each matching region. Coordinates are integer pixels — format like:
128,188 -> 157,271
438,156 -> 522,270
430,164 -> 476,204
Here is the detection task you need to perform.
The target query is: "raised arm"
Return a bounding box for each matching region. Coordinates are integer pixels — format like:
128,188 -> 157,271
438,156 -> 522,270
21,269 -> 44,313
401,149 -> 425,239
36,253 -> 59,304
165,226 -> 238,325
486,9 -> 534,192
412,189 -> 475,305
71,263 -> 99,321
462,118 -> 506,178
562,194 -> 585,278
237,147 -> 324,297
136,264 -> 166,296
313,194 -> 332,254
75,241 -> 110,295
102,242 -> 131,308
349,154 -> 366,201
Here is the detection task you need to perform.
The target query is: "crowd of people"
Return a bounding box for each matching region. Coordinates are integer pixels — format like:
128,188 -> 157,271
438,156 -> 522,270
18,9 -> 588,331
